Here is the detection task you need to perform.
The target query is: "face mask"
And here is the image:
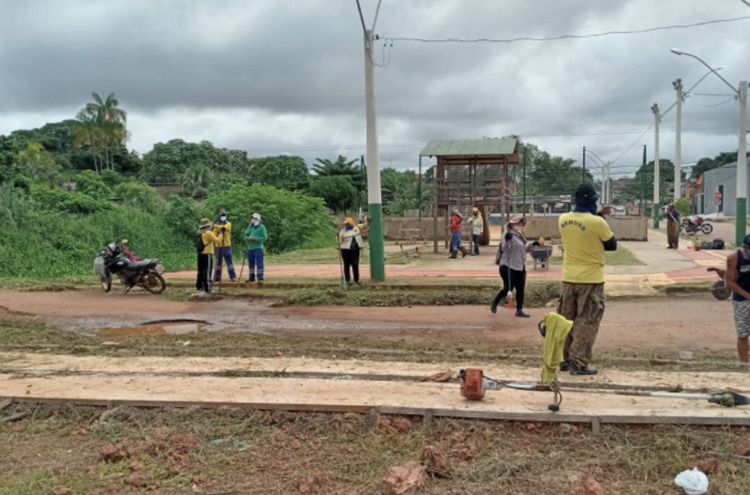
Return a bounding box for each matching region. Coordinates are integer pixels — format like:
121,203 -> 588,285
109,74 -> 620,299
251,220 -> 259,226
219,215 -> 227,222
512,225 -> 521,232
345,224 -> 353,231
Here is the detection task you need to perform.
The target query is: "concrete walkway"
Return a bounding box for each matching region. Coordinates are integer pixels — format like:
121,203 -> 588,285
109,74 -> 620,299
168,229 -> 730,292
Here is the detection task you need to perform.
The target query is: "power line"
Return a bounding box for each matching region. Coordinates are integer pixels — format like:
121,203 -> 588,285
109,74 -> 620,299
386,15 -> 750,44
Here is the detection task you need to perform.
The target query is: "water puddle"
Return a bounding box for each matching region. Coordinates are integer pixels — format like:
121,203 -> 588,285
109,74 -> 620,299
96,319 -> 207,336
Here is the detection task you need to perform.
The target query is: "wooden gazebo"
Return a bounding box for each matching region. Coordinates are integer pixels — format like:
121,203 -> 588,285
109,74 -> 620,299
419,138 -> 520,253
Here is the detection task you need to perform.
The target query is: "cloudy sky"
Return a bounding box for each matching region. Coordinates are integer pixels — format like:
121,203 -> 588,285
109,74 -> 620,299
1,0 -> 749,179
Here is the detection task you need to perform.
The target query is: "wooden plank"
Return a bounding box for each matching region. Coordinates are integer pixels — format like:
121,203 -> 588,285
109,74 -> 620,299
2,374 -> 749,426
0,398 -> 12,412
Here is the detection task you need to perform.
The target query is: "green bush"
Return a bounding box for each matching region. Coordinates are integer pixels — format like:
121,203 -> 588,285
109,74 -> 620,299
675,197 -> 691,219
75,171 -> 112,200
113,182 -> 163,212
99,169 -> 127,188
167,194 -> 201,239
203,182 -> 335,253
31,186 -> 113,214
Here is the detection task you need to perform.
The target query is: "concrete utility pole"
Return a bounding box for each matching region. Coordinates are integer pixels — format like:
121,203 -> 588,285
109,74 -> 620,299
671,48 -> 748,246
604,161 -> 611,204
673,78 -> 683,203
651,103 -> 661,228
356,0 -> 385,281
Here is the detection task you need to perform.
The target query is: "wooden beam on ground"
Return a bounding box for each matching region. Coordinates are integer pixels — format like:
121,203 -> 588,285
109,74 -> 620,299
2,374 -> 749,426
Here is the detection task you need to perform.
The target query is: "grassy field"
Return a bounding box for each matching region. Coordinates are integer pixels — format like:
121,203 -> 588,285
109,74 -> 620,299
2,403 -> 749,495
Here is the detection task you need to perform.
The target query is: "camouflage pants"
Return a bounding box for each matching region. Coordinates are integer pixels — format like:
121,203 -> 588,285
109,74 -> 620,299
557,282 -> 606,366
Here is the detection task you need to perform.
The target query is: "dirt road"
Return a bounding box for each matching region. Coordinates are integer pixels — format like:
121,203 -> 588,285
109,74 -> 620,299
0,290 -> 736,352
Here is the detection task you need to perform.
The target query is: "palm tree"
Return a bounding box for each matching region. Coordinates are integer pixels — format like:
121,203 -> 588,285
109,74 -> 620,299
73,92 -> 128,172
180,164 -> 212,198
312,155 -> 364,192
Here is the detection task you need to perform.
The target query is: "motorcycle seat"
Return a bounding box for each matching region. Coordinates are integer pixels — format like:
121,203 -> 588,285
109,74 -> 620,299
127,258 -> 156,269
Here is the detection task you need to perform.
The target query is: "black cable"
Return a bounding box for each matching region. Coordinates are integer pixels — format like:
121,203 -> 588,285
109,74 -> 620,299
387,15 -> 750,44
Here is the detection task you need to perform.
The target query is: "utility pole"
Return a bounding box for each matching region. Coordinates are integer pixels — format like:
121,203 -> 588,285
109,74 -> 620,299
738,81 -> 748,246
641,145 -> 647,216
582,146 -> 586,182
673,78 -> 683,203
356,0 -> 385,281
522,147 -> 527,213
651,103 -> 661,228
604,161 -> 611,204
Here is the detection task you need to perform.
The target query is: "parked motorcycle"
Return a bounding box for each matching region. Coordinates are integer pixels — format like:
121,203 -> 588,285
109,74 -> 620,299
683,216 -> 713,235
93,242 -> 166,294
707,267 -> 731,300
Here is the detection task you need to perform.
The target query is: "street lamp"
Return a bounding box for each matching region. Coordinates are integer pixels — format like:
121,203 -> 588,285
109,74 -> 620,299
671,48 -> 747,246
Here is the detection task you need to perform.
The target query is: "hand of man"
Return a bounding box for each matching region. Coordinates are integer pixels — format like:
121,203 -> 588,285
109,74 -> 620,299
504,232 -> 513,242
221,227 -> 226,232
248,236 -> 255,241
599,205 -> 614,216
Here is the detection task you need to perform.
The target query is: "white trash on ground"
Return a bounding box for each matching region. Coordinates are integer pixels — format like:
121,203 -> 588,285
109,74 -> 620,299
674,468 -> 709,495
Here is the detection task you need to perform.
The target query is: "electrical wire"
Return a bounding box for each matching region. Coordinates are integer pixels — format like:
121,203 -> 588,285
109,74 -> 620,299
385,15 -> 750,44
692,96 -> 737,108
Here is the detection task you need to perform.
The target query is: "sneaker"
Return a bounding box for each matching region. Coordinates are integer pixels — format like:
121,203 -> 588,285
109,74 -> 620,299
230,278 -> 237,283
515,311 -> 530,318
258,281 -> 264,285
569,362 -> 598,376
490,300 -> 498,314
559,361 -> 570,372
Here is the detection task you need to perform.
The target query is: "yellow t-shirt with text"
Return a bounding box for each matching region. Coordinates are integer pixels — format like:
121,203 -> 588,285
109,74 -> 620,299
558,212 -> 614,284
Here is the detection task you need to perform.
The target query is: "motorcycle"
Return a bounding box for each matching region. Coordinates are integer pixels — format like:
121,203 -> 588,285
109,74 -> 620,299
683,216 -> 713,235
93,242 -> 166,294
707,267 -> 731,300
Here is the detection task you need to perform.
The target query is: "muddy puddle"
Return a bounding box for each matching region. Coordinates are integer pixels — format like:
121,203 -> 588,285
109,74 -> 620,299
96,319 -> 207,336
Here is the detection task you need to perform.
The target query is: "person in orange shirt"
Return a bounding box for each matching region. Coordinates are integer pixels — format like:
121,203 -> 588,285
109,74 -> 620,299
445,208 -> 468,259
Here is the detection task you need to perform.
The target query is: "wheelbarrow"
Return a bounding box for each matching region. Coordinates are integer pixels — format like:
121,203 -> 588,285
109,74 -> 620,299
531,246 -> 554,271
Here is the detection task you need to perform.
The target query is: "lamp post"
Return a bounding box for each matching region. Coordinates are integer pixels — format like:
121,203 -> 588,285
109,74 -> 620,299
672,78 -> 683,203
671,48 -> 747,246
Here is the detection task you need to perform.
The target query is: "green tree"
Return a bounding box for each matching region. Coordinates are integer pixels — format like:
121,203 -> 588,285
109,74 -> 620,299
203,183 -> 334,253
74,92 -> 128,173
18,142 -> 60,186
75,170 -> 112,200
246,155 -> 310,190
140,139 -> 247,183
312,155 -> 364,192
308,176 -> 358,213
380,168 -> 431,216
113,182 -> 162,212
180,164 -> 212,198
620,159 -> 682,204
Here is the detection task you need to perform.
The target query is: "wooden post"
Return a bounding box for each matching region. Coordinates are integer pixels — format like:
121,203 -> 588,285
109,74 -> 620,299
433,159 -> 439,253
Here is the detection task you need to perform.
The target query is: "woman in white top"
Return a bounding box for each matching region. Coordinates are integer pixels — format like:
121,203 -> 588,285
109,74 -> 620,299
490,214 -> 538,317
338,216 -> 368,285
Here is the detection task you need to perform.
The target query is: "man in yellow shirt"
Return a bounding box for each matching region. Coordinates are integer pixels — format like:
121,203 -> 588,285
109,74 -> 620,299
196,218 -> 223,293
557,183 -> 616,376
212,209 -> 236,283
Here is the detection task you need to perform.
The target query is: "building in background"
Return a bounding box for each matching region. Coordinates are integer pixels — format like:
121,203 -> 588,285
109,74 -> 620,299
696,162 -> 747,216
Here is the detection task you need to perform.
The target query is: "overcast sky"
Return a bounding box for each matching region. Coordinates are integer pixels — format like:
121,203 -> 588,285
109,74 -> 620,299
1,0 -> 749,179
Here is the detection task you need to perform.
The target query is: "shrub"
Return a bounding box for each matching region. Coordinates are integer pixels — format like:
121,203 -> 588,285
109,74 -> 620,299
75,170 -> 112,200
31,186 -> 112,214
203,183 -> 335,253
167,194 -> 201,239
99,169 -> 127,188
113,182 -> 163,212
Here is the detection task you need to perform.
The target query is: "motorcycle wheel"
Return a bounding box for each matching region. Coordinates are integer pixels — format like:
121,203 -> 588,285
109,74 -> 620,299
711,280 -> 731,300
701,223 -> 713,234
141,270 -> 166,294
684,224 -> 697,235
100,273 -> 112,293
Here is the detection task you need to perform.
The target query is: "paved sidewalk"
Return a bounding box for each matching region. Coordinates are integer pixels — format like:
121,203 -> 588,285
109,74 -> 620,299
168,229 -> 730,293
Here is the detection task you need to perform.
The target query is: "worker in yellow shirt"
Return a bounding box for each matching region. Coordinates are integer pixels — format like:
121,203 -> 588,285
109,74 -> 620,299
212,209 -> 236,283
557,183 -> 616,376
196,218 -> 223,293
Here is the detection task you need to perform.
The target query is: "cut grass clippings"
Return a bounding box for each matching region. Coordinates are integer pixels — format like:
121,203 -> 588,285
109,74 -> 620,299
1,404 -> 749,495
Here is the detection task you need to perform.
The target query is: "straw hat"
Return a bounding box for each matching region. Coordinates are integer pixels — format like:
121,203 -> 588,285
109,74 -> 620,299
251,213 -> 262,221
509,214 -> 526,225
344,217 -> 355,226
198,218 -> 213,232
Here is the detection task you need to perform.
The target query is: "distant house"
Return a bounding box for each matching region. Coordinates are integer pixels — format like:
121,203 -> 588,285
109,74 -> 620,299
697,162 -> 748,216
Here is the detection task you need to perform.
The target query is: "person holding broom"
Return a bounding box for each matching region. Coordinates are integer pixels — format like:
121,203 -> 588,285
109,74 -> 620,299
338,215 -> 369,285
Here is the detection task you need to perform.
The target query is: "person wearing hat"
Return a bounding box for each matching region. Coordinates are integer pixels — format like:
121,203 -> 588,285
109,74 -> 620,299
338,216 -> 369,285
664,203 -> 680,249
445,208 -> 469,259
196,218 -> 224,293
490,214 -> 538,317
556,183 -> 616,376
724,234 -> 750,362
468,207 -> 484,255
243,213 -> 268,284
212,209 -> 237,282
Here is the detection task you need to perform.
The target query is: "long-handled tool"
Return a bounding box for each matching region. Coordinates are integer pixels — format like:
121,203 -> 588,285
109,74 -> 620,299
458,369 -> 750,411
337,245 -> 347,290
236,250 -> 246,287
217,228 -> 226,294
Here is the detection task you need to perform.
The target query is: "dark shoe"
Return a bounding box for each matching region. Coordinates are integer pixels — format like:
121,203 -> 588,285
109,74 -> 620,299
449,251 -> 457,259
569,362 -> 598,376
490,300 -> 498,314
354,280 -> 361,285
559,360 -> 570,372
460,247 -> 468,258
247,278 -> 255,283
515,311 -> 530,318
